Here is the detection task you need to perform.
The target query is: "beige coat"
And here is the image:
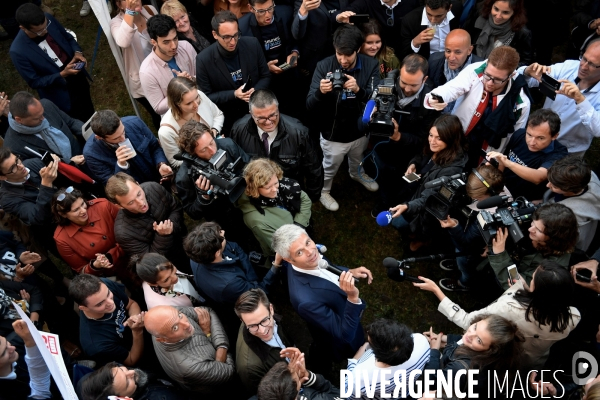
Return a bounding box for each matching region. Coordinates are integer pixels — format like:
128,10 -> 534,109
437,280 -> 580,370
110,7 -> 156,99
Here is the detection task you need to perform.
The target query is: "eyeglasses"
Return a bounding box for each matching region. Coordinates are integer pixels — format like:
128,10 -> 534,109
252,3 -> 276,15
385,7 -> 394,26
245,311 -> 271,333
482,70 -> 510,85
579,54 -> 600,69
26,18 -> 51,36
252,112 -> 279,124
57,186 -> 75,202
216,31 -> 241,43
5,155 -> 22,175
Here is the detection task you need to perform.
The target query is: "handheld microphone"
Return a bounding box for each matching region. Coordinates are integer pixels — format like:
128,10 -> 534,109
476,195 -> 509,210
319,258 -> 358,284
376,211 -> 393,226
316,244 -> 328,254
382,257 -> 410,269
386,267 -> 424,283
362,99 -> 377,125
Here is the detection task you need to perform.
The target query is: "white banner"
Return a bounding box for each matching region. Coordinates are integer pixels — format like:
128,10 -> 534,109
12,301 -> 78,399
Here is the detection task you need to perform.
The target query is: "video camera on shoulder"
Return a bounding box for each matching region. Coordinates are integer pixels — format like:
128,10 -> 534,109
175,150 -> 246,203
424,173 -> 471,220
325,70 -> 348,92
475,196 -> 538,246
362,70 -> 399,137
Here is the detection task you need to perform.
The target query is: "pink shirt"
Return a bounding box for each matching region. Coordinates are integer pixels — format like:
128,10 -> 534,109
139,40 -> 197,115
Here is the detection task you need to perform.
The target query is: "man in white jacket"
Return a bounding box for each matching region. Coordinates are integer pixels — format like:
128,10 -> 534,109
424,46 -> 531,169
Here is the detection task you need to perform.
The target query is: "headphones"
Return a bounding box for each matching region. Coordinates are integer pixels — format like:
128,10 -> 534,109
471,168 -> 497,196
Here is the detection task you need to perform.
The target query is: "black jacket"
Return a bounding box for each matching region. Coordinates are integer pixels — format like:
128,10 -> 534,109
399,2 -> 463,61
175,138 -> 250,221
307,54 -> 380,143
239,5 -> 297,64
230,114 -> 323,201
195,38 -> 271,133
4,99 -> 84,162
427,51 -> 484,88
292,0 -> 349,74
374,77 -> 440,169
343,0 -> 421,57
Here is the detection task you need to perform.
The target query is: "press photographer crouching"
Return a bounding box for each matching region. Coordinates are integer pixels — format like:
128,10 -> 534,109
175,120 -> 251,245
436,165 -> 507,292
389,114 -> 468,251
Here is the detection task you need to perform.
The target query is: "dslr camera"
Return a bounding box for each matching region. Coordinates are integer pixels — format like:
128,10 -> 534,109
175,150 -> 246,203
476,196 -> 537,245
325,70 -> 348,92
424,173 -> 471,220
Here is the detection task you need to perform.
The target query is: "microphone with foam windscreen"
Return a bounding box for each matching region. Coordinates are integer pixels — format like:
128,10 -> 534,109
476,195 -> 509,210
382,257 -> 404,269
376,211 -> 393,226
362,99 -> 377,125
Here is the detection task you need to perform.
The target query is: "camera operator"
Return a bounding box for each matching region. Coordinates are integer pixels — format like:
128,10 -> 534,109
306,24 -> 380,212
390,114 -> 468,251
437,165 -> 506,291
544,155 -> 600,252
485,108 -> 568,201
372,54 -> 441,214
175,120 -> 251,245
485,203 -> 584,293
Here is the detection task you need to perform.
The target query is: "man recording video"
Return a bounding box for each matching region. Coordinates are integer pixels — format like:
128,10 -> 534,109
371,54 -> 440,215
175,120 -> 251,245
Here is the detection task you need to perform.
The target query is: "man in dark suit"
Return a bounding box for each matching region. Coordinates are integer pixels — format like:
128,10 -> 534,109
335,0 -> 420,58
196,10 -> 271,134
9,4 -> 94,122
4,92 -> 85,165
399,0 -> 461,61
271,224 -> 373,373
239,0 -> 303,117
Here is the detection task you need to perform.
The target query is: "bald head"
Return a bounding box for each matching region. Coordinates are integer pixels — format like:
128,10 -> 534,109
444,29 -> 473,70
144,305 -> 195,343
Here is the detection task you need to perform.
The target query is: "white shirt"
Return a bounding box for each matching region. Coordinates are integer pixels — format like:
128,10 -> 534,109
291,254 -> 340,287
379,0 -> 401,10
411,8 -> 454,54
257,126 -> 278,153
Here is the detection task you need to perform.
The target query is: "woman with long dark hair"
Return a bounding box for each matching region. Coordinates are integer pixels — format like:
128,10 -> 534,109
359,19 -> 400,79
415,260 -> 580,370
469,0 -> 532,65
424,314 -> 524,396
390,114 -> 468,250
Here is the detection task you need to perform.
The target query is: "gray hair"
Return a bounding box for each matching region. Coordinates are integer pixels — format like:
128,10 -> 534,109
249,89 -> 279,112
271,224 -> 307,259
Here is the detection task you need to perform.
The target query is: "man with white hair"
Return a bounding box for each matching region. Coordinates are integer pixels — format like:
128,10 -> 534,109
271,224 -> 373,371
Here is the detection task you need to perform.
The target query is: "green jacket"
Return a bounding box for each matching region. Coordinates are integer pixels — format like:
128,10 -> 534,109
236,191 -> 312,257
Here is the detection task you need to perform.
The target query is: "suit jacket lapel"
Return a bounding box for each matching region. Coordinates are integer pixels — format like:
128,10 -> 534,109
292,268 -> 345,297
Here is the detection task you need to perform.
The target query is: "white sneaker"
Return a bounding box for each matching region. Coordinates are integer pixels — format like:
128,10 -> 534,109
80,1 -> 91,16
350,171 -> 379,192
319,192 -> 339,211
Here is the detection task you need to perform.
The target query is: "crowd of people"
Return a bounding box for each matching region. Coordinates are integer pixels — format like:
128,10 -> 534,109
1,0 -> 600,399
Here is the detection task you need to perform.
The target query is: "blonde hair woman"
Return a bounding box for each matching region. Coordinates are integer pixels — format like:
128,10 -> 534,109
158,77 -> 224,168
236,159 -> 312,261
160,0 -> 211,54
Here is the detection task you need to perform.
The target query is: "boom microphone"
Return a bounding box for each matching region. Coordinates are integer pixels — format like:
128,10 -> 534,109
476,195 -> 509,210
423,173 -> 463,189
362,99 -> 377,125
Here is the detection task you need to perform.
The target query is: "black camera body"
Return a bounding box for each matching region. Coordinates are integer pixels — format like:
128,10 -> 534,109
176,150 -> 246,203
326,70 -> 348,92
368,73 -> 398,137
424,173 -> 471,220
476,197 -> 537,245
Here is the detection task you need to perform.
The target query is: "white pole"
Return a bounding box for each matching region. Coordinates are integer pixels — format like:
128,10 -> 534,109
88,0 -> 142,119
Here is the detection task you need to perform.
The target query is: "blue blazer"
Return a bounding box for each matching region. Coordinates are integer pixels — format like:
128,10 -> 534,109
285,262 -> 365,360
9,13 -> 87,114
